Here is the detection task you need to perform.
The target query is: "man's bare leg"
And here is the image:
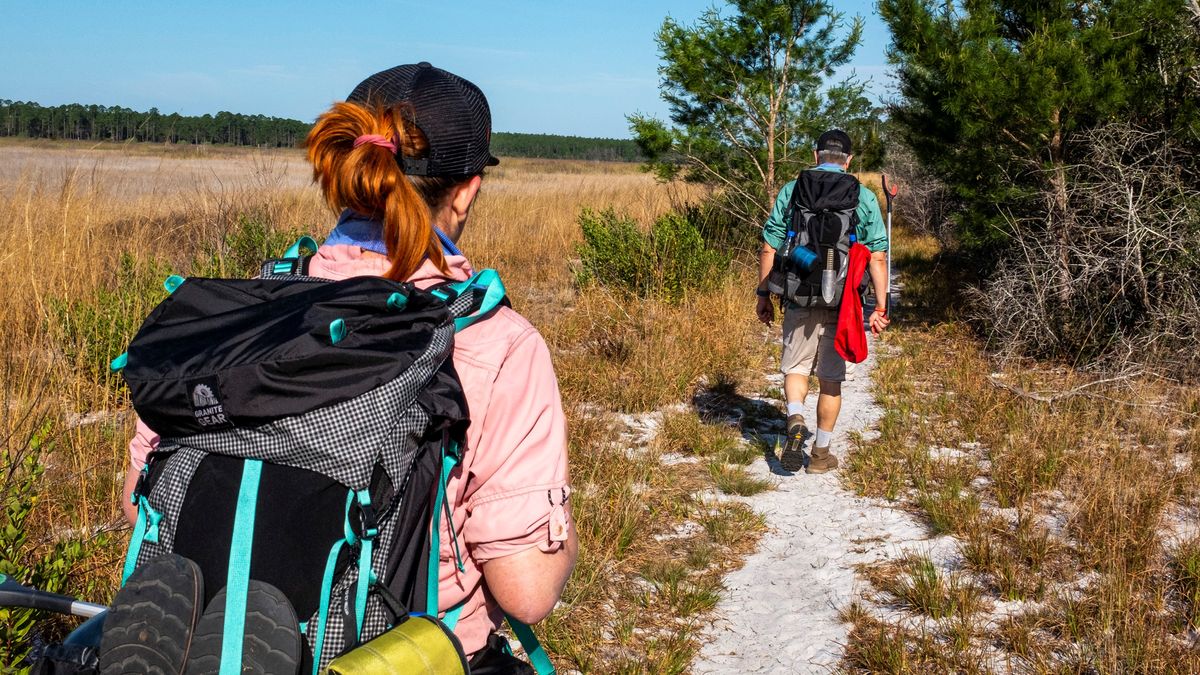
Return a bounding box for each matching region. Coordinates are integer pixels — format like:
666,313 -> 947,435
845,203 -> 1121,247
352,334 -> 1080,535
815,378 -> 842,433
809,378 -> 842,473
784,372 -> 809,410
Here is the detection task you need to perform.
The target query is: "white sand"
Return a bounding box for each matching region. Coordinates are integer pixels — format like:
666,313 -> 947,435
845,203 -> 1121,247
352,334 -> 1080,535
693,340 -> 940,673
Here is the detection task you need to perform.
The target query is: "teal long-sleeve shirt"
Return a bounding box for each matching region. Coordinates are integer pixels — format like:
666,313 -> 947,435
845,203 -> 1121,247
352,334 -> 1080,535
761,165 -> 888,253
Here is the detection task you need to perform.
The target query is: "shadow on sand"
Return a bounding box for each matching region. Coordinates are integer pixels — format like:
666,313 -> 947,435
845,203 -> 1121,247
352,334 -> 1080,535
691,379 -> 805,477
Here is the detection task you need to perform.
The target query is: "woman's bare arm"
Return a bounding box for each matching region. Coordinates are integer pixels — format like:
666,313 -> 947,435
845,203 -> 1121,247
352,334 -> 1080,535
481,526 -> 579,624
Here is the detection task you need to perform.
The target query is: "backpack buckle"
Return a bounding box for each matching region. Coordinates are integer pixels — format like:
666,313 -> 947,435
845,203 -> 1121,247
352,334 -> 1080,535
353,500 -> 379,541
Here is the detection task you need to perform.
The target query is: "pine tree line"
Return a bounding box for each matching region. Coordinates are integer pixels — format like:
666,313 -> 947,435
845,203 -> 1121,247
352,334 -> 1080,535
0,100 -> 645,161
0,100 -> 308,147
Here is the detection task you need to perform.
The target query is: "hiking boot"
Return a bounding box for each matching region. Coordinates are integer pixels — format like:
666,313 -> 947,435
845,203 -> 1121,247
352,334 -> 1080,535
807,445 -> 839,474
779,414 -> 809,472
187,581 -> 301,674
786,413 -> 809,440
98,554 -> 204,675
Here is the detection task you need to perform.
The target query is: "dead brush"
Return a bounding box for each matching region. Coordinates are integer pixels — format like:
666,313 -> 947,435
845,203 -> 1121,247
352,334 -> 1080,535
846,229 -> 1200,670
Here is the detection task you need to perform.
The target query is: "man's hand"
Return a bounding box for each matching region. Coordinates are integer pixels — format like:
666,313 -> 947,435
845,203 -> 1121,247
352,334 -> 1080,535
756,295 -> 775,324
869,309 -> 890,335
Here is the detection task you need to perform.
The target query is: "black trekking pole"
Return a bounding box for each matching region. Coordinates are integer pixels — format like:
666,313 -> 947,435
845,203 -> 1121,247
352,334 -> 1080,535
880,174 -> 899,318
0,573 -> 106,618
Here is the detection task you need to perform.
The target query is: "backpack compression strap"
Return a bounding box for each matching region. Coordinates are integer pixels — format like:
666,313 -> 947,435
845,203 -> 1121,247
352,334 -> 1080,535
426,439 -> 556,674
431,269 -> 508,332
220,459 -> 264,675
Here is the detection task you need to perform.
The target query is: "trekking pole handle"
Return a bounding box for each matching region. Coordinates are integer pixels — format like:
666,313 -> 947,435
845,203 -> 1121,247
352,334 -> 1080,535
881,174 -> 899,208
0,574 -> 107,618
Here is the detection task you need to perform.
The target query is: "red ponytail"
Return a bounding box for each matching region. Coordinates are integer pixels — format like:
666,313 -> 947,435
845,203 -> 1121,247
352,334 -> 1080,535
305,102 -> 446,281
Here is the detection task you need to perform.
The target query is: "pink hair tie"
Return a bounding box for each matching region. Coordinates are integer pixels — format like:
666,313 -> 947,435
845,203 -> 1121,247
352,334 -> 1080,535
353,134 -> 397,153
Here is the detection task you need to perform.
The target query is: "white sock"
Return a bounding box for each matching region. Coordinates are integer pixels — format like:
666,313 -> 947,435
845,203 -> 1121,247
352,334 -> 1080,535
815,428 -> 832,448
786,401 -> 804,417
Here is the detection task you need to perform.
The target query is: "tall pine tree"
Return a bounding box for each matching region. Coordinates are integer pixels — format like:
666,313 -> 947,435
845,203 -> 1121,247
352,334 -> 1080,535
630,0 -> 881,229
881,0 -> 1200,270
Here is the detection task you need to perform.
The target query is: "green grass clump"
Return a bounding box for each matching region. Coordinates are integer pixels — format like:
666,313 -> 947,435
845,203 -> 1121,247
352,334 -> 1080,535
708,462 -> 772,496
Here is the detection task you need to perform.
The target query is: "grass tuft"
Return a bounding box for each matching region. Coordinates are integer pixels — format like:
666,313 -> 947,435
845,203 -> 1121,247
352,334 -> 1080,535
870,554 -> 986,619
845,228 -> 1200,673
707,462 -> 772,496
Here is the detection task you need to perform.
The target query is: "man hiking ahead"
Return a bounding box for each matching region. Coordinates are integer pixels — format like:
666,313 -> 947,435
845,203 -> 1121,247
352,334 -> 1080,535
756,130 -> 890,473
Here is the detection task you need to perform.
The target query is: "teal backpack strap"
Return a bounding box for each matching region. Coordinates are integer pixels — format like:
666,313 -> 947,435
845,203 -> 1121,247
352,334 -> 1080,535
442,601 -> 466,630
351,489 -> 378,640
219,459 -> 263,675
507,615 -> 556,675
120,471 -> 149,583
426,442 -> 463,616
440,269 -> 507,332
120,503 -> 146,584
313,488 -> 378,673
312,506 -> 350,674
283,235 -> 318,259
425,439 -> 551,672
120,467 -> 163,584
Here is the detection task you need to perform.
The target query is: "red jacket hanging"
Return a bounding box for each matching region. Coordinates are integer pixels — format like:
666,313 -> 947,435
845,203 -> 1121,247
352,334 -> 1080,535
835,242 -> 872,363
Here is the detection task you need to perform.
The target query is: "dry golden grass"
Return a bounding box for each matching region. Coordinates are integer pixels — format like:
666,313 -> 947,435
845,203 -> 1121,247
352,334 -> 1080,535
842,229 -> 1200,673
0,140 -> 765,673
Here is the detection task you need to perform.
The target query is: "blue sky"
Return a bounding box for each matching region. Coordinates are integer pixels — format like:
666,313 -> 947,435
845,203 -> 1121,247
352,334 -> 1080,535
1,1 -> 893,139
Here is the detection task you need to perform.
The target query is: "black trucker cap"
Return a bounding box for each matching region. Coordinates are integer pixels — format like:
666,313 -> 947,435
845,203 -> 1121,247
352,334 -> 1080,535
348,62 -> 500,176
816,129 -> 853,155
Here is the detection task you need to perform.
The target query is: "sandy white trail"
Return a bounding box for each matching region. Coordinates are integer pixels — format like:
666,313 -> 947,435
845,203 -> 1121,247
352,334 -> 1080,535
692,340 -> 935,674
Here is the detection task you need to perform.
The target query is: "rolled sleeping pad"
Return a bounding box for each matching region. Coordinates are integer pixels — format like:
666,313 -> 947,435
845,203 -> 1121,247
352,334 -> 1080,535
325,614 -> 469,675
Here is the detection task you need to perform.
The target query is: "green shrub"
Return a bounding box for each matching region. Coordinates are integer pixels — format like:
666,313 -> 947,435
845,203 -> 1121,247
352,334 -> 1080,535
0,426 -> 90,673
47,253 -> 171,393
576,207 -> 731,303
190,215 -> 308,279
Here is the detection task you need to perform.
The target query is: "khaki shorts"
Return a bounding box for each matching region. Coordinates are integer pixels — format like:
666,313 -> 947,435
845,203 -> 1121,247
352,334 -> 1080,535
781,306 -> 852,382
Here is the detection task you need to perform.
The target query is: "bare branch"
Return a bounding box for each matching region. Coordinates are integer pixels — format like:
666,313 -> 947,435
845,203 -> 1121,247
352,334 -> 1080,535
987,369 -> 1143,403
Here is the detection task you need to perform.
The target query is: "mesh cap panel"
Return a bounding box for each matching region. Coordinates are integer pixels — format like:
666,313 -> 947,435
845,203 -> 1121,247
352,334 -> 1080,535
348,62 -> 499,176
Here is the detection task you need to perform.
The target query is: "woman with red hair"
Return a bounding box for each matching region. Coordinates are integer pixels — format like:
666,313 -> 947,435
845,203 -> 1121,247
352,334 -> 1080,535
120,62 -> 577,673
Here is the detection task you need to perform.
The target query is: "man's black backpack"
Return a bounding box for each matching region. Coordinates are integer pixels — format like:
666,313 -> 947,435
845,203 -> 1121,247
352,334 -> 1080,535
766,170 -> 861,308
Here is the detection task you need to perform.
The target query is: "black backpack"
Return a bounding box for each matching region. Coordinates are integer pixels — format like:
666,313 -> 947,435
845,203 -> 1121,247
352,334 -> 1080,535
766,170 -> 861,308
108,242 -> 554,673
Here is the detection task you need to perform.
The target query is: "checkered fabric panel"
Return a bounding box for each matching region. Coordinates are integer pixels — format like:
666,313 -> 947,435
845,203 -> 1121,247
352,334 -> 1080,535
136,443 -> 206,567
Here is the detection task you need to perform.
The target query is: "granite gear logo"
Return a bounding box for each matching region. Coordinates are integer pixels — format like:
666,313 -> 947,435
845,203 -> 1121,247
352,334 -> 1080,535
192,384 -> 219,408
188,378 -> 231,428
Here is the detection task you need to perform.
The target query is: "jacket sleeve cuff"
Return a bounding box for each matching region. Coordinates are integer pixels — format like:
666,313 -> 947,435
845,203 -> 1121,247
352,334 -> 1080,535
466,484 -> 572,562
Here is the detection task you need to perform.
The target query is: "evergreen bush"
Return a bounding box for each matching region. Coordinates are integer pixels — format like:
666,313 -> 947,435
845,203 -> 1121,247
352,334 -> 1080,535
576,207 -> 731,303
